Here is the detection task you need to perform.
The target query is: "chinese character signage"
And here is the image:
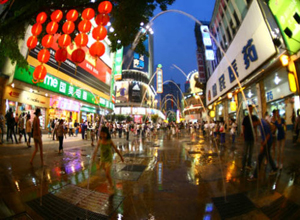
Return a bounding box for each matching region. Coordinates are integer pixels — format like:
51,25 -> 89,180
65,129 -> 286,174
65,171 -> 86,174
200,25 -> 212,46
157,68 -> 163,93
14,66 -> 114,109
205,0 -> 276,105
268,0 -> 300,54
114,47 -> 123,81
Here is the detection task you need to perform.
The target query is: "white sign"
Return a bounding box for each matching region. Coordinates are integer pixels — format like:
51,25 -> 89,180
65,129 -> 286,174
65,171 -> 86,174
201,25 -> 212,46
206,0 -> 277,105
157,68 -> 163,93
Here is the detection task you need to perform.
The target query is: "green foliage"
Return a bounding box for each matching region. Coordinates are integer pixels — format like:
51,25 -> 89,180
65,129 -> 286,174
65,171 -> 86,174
151,114 -> 158,123
126,115 -> 133,122
0,0 -> 174,70
116,114 -> 125,122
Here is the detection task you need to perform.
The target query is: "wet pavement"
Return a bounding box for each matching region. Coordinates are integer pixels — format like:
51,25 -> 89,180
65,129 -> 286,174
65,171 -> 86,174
1,130 -> 300,219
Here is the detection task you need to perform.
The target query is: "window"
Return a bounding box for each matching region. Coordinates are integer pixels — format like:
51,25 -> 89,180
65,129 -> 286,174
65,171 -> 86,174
233,11 -> 240,27
230,20 -> 236,35
226,27 -> 232,42
234,0 -> 247,19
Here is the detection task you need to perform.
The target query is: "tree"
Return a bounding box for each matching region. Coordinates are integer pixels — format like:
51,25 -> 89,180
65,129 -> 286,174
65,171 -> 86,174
0,0 -> 175,70
126,115 -> 133,122
151,114 -> 158,123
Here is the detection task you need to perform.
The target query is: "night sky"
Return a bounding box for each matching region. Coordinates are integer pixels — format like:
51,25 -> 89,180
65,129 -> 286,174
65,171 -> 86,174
152,0 -> 215,91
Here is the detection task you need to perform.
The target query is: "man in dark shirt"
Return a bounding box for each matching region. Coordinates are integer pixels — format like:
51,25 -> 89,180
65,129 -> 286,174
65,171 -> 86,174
248,118 -> 278,181
241,105 -> 258,172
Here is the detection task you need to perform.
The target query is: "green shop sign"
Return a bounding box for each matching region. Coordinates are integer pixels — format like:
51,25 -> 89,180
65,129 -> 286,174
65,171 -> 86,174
14,66 -> 114,110
80,106 -> 97,113
269,0 -> 300,54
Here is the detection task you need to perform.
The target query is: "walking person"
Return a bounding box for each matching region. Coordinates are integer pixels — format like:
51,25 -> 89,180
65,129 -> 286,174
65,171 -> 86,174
274,109 -> 286,169
92,127 -> 124,194
74,120 -> 79,137
270,110 -> 278,159
26,114 -> 32,148
0,111 -> 4,144
30,108 -> 44,166
68,118 -> 74,137
125,122 -> 129,141
52,118 -> 57,140
248,118 -> 278,181
14,113 -> 19,135
241,105 -> 258,172
230,119 -> 237,144
18,113 -> 27,143
8,110 -> 18,143
57,119 -> 64,153
219,122 -> 226,146
5,109 -> 12,142
294,109 -> 300,145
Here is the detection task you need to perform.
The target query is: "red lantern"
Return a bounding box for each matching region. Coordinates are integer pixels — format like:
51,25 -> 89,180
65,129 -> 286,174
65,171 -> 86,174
27,36 -> 38,50
63,21 -> 75,34
89,41 -> 105,57
0,0 -> 9,4
75,33 -> 89,47
95,14 -> 110,26
92,25 -> 107,41
41,35 -> 54,48
36,12 -> 47,24
71,48 -> 85,64
78,20 -> 92,33
82,8 -> 95,20
66,9 -> 78,22
55,48 -> 68,65
98,1 -> 112,14
58,34 -> 71,48
31,23 -> 42,36
51,10 -> 63,22
33,65 -> 47,83
46,21 -> 58,35
38,49 -> 50,63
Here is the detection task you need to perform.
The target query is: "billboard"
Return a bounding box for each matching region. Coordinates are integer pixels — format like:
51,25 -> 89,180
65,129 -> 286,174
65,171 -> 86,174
115,81 -> 129,103
129,81 -> 143,103
122,36 -> 149,74
269,0 -> 300,54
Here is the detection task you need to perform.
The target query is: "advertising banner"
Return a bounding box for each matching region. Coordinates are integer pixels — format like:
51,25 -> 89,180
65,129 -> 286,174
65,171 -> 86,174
129,81 -> 142,103
115,81 -> 129,103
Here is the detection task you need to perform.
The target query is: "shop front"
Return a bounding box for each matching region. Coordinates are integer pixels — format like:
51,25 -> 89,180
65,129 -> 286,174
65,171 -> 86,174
263,67 -> 294,128
3,87 -> 49,129
49,96 -> 80,123
80,105 -> 97,122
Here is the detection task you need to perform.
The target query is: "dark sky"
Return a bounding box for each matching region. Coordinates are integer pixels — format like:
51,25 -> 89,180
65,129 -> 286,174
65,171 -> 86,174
152,0 -> 215,91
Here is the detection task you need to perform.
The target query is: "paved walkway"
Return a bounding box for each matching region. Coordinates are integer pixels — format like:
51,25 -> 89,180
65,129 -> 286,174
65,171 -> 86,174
0,130 -> 300,219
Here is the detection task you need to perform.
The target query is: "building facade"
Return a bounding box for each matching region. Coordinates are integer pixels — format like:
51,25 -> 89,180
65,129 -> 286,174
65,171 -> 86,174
1,23 -> 114,129
204,0 -> 300,131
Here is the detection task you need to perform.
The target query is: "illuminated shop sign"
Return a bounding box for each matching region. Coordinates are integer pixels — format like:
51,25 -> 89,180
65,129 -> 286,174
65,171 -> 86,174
14,66 -> 114,109
269,0 -> 300,54
80,106 -> 97,113
205,50 -> 215,61
157,67 -> 163,93
133,53 -> 145,69
206,1 -> 276,105
200,25 -> 212,46
114,47 -> 124,81
50,97 -> 80,112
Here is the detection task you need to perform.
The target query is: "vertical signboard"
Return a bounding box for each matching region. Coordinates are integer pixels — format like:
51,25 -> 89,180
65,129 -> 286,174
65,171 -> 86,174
268,0 -> 300,54
114,47 -> 124,81
157,66 -> 163,93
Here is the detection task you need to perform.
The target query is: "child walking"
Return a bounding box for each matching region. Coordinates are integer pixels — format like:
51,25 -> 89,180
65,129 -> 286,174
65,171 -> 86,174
92,127 -> 124,194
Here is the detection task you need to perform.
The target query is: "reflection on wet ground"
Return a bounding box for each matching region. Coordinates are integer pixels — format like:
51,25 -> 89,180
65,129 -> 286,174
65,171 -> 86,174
0,131 -> 300,219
